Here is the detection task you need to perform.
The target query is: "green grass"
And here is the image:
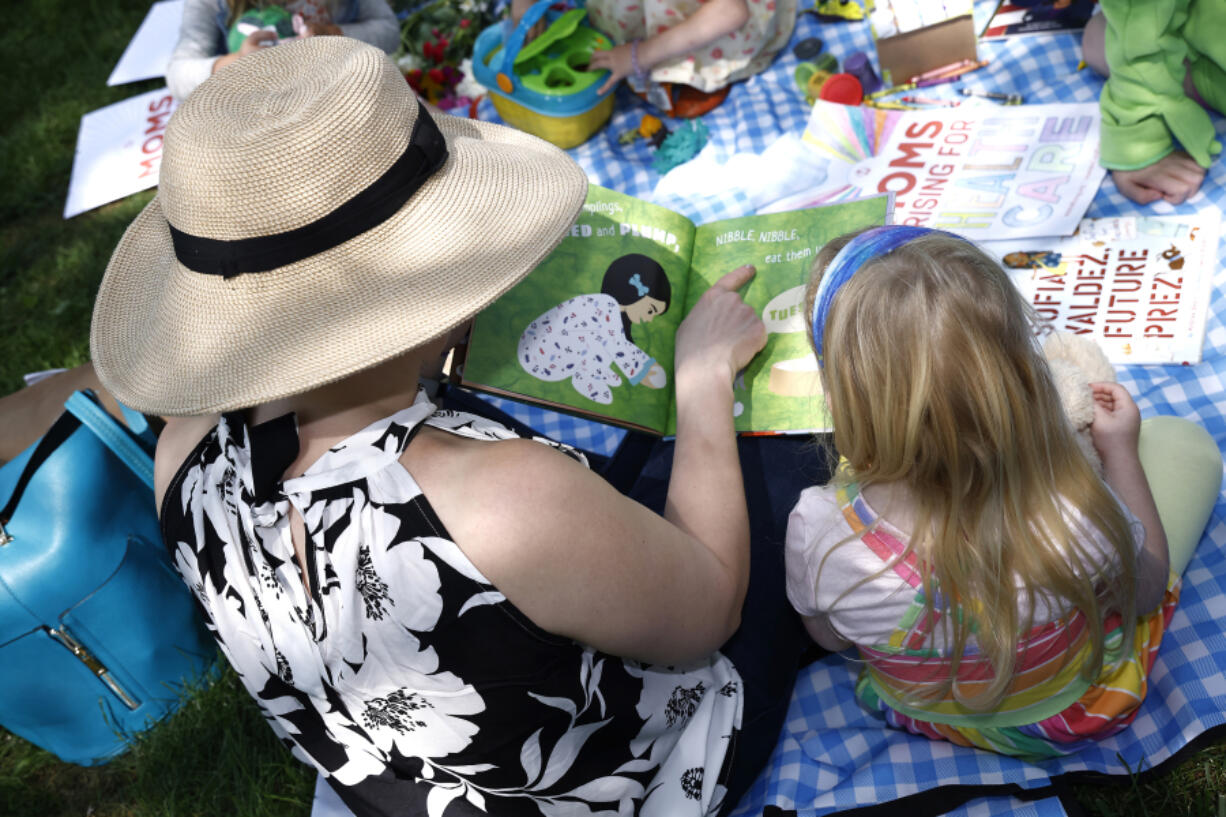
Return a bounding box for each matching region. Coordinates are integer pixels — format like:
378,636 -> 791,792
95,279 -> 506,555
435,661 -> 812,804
1,0 -> 1225,814
0,665 -> 314,817
0,0 -> 163,392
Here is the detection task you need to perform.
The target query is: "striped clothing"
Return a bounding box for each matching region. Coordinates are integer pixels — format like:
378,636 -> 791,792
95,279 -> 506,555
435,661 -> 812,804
785,481 -> 1179,761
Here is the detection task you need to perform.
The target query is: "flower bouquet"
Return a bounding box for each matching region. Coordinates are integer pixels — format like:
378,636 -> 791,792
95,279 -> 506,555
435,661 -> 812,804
397,0 -> 492,112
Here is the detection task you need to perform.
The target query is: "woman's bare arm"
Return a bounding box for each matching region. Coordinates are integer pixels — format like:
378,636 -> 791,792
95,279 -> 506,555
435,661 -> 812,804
419,267 -> 766,665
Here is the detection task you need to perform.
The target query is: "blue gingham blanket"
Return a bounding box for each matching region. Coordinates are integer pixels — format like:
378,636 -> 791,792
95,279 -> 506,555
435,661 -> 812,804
474,3 -> 1226,815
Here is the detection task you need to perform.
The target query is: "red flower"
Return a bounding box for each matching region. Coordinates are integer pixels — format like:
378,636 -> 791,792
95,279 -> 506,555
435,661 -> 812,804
428,67 -> 446,85
459,18 -> 470,29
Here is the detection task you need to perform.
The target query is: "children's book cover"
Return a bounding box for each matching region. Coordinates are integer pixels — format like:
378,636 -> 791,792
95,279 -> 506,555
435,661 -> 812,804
981,1 -> 1098,40
459,185 -> 894,435
760,101 -> 1105,241
980,212 -> 1220,365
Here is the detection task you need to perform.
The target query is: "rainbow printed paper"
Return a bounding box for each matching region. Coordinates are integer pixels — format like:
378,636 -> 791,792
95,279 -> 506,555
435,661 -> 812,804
762,101 -> 1106,241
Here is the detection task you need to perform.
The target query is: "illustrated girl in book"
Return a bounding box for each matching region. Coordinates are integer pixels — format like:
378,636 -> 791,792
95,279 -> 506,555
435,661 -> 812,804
518,253 -> 672,405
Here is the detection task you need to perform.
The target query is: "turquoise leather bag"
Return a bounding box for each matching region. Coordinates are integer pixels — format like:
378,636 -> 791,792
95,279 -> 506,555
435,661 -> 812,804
0,390 -> 216,765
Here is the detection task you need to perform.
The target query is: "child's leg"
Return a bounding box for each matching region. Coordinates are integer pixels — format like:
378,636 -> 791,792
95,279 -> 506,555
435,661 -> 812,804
1136,416 -> 1223,577
1081,12 -> 1109,77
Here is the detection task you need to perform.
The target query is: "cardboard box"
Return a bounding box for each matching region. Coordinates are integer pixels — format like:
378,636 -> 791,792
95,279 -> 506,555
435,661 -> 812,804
872,11 -> 978,86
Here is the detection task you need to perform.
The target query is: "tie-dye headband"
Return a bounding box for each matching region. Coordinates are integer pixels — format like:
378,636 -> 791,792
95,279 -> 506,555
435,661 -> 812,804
811,225 -> 965,363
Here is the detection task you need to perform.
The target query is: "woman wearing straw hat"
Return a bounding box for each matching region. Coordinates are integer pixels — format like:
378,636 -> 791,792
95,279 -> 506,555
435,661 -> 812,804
91,37 -> 816,817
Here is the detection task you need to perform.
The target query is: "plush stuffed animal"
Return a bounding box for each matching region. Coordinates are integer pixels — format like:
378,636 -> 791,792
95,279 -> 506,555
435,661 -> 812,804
1042,331 -> 1116,475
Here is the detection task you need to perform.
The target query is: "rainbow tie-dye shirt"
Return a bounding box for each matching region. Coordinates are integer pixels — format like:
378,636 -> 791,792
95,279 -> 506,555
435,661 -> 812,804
785,480 -> 1179,761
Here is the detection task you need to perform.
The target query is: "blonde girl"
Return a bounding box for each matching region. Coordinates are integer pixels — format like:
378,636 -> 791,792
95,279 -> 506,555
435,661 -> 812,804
784,226 -> 1221,760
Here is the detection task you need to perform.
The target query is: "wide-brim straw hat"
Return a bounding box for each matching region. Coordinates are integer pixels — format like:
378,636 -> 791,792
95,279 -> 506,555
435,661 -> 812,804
91,37 -> 587,416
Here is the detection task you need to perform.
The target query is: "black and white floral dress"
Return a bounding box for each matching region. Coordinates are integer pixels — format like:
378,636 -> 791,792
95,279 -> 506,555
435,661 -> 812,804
161,390 -> 742,817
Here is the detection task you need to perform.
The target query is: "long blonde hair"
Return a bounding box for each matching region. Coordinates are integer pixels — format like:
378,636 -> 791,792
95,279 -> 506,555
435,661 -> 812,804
805,230 -> 1138,711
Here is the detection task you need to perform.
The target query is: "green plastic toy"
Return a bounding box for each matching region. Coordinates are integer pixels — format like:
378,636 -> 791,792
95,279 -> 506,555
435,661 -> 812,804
486,8 -> 611,98
227,6 -> 295,53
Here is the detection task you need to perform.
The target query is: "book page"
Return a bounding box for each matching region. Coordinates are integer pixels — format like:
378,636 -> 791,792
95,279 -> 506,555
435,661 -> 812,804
761,101 -> 1104,241
981,212 -> 1221,365
461,185 -> 696,434
679,194 -> 894,435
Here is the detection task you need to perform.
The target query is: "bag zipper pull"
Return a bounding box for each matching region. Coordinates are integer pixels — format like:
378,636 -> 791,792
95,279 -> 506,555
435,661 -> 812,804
47,626 -> 141,710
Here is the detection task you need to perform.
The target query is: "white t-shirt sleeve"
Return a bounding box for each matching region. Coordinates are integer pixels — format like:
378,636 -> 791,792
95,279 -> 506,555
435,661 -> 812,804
784,485 -> 927,647
784,486 -> 834,617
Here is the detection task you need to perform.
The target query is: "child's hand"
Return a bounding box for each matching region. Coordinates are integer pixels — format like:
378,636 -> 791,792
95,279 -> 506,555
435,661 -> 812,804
1111,151 -> 1205,205
1089,381 -> 1141,461
674,266 -> 766,385
214,30 -> 276,74
302,21 -> 343,36
589,44 -> 635,95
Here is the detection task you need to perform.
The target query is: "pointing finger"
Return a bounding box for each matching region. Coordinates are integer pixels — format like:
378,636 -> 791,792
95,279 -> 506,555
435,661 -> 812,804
712,265 -> 756,292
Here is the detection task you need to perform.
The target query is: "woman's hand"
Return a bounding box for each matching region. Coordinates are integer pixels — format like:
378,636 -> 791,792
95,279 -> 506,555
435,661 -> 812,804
674,266 -> 767,387
212,29 -> 276,74
1089,381 -> 1141,463
589,43 -> 635,95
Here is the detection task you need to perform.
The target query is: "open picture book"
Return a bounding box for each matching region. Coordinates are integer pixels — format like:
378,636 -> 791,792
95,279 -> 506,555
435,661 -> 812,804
457,185 -> 894,435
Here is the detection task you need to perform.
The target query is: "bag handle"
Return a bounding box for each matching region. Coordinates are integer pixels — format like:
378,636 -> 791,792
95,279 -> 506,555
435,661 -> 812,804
115,401 -> 156,448
498,0 -> 576,85
64,392 -> 155,490
0,391 -> 154,542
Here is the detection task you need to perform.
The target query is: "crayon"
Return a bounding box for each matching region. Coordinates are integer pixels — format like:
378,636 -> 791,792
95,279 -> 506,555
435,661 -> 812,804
959,88 -> 1023,104
865,100 -> 919,110
910,58 -> 974,83
865,81 -> 915,100
901,96 -> 961,107
915,61 -> 987,88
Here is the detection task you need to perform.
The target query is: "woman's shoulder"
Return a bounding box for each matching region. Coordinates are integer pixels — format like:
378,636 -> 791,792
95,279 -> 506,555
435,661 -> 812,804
154,413 -> 221,514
